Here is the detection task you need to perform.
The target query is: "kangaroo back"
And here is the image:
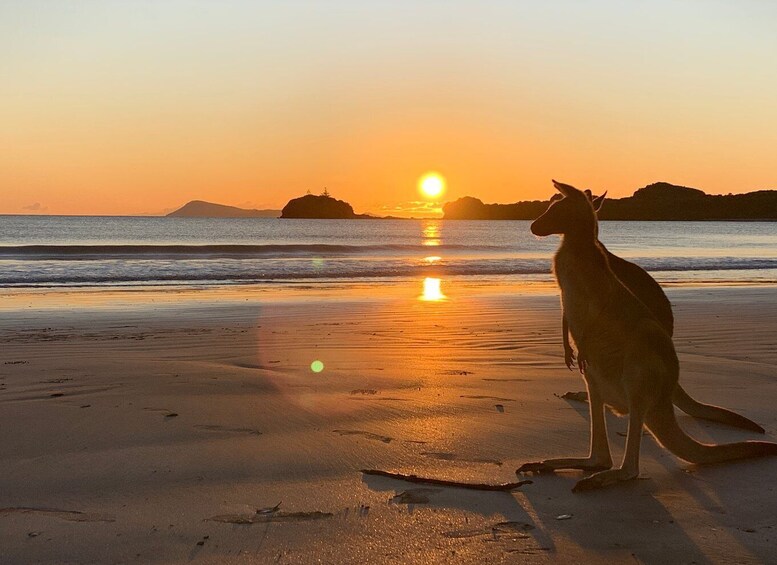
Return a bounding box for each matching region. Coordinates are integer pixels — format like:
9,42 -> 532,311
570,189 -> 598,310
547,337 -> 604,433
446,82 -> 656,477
604,248 -> 674,335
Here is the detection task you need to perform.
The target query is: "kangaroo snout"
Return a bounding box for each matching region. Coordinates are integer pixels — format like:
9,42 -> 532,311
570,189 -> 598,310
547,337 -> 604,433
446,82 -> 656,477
530,218 -> 551,236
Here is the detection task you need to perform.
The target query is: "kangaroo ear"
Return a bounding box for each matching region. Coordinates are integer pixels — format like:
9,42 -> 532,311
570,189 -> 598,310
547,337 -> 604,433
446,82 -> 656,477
584,189 -> 593,200
592,191 -> 607,211
552,179 -> 578,197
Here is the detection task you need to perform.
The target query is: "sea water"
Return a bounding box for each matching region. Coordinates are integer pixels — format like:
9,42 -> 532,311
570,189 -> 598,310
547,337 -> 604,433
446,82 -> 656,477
0,216 -> 775,287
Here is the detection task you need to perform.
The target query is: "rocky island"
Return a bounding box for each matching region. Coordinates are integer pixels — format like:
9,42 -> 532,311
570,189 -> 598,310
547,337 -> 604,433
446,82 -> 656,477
281,194 -> 357,219
443,182 -> 777,220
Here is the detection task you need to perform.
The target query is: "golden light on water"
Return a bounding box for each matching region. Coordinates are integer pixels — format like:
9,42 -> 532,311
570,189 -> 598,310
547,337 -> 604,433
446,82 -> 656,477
422,222 -> 441,246
420,277 -> 446,301
418,172 -> 446,199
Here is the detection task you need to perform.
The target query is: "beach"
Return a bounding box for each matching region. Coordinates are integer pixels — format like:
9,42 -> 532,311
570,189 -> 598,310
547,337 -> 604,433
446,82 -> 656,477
1,281 -> 775,564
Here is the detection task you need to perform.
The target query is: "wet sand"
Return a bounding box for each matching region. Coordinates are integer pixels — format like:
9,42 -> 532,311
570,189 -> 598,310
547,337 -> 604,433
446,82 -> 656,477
0,282 -> 776,564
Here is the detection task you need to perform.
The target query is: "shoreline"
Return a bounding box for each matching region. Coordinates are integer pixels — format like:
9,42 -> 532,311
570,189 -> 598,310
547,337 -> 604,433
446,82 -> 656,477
1,276 -> 776,308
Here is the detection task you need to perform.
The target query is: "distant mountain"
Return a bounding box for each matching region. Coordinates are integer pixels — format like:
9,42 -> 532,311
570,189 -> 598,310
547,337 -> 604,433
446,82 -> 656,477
443,182 -> 777,220
167,201 -> 280,218
281,194 -> 368,219
599,183 -> 777,220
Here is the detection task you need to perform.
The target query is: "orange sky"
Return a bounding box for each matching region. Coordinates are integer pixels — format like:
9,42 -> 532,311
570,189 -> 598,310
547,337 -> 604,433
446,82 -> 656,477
2,2 -> 776,216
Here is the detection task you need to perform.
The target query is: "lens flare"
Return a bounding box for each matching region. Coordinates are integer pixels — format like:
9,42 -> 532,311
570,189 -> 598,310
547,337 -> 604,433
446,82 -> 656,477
310,360 -> 324,373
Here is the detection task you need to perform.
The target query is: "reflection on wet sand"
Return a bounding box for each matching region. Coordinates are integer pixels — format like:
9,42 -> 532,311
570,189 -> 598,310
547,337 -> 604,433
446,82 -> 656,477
420,277 -> 446,301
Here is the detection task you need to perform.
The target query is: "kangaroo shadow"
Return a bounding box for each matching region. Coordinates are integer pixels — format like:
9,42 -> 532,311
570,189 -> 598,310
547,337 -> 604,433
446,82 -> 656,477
518,471 -> 714,564
648,416 -> 777,564
519,399 -> 772,563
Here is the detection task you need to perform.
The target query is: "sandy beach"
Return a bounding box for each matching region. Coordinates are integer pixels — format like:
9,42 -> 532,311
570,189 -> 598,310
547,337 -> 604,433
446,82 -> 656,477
1,282 -> 776,564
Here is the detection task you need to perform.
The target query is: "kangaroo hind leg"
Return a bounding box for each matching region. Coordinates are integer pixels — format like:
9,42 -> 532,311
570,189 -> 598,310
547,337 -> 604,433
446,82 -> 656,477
572,375 -> 653,492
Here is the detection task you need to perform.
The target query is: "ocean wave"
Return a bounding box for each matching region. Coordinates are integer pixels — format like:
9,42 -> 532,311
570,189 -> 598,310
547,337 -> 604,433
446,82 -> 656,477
0,256 -> 776,287
0,243 -> 502,260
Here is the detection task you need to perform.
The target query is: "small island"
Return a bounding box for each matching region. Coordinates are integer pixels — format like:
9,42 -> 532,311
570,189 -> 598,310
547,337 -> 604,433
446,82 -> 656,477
281,193 -> 357,219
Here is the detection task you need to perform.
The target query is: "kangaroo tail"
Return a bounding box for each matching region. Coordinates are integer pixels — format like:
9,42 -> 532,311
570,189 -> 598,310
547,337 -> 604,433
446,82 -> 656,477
672,385 -> 765,434
646,402 -> 777,465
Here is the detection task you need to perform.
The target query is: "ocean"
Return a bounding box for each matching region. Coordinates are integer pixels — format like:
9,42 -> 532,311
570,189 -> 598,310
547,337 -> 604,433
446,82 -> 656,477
0,216 -> 775,288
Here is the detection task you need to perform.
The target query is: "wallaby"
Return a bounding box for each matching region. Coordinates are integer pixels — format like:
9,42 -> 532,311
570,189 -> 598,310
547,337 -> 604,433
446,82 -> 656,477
519,180 -> 777,492
561,192 -> 764,434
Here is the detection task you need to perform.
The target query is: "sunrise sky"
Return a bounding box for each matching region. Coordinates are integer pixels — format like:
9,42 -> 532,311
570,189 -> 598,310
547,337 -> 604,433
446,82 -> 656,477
2,1 -> 776,216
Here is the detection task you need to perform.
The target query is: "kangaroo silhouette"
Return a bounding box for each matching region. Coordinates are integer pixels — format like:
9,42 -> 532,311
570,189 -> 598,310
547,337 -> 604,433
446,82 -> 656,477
519,180 -> 776,492
560,191 -> 764,434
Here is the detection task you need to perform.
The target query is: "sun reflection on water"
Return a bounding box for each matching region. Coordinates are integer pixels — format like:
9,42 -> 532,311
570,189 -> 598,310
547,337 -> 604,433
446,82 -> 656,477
422,221 -> 441,246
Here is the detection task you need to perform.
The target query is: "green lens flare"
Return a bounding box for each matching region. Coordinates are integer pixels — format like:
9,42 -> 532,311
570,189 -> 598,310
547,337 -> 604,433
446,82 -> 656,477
310,360 -> 324,373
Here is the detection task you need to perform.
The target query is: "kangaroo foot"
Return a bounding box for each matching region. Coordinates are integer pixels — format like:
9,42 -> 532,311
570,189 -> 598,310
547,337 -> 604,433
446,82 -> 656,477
517,457 -> 612,475
572,468 -> 638,492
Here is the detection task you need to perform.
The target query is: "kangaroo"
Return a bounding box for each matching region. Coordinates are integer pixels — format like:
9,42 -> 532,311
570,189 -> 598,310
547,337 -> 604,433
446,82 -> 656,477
518,180 -> 777,492
561,191 -> 764,434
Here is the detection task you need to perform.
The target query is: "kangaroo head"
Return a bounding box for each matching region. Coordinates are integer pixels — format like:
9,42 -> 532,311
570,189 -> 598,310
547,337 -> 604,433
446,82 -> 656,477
530,180 -> 600,238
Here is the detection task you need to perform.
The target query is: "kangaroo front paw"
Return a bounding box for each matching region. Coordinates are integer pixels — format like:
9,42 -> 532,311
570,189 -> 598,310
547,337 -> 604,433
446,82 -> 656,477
564,347 -> 576,371
572,469 -> 637,493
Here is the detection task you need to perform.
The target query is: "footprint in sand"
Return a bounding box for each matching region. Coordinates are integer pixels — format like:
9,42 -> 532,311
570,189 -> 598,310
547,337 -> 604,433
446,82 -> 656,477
207,511 -> 332,524
347,396 -> 408,402
391,488 -> 440,504
421,451 -> 503,466
460,395 -> 516,402
481,378 -> 529,382
556,391 -> 589,403
194,425 -> 262,436
332,430 -> 393,443
143,407 -> 179,418
443,521 -> 534,540
0,507 -> 115,523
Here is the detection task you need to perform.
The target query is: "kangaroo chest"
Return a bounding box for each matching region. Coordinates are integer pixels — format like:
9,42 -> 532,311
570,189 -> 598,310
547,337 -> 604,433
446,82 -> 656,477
553,250 -> 625,362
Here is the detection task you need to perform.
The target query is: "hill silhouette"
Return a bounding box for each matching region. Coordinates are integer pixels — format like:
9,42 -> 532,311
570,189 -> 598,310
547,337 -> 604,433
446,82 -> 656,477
167,201 -> 279,218
443,182 -> 777,220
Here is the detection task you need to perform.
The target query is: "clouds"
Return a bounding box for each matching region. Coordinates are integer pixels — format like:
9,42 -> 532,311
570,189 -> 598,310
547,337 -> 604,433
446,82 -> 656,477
380,201 -> 442,218
22,202 -> 47,212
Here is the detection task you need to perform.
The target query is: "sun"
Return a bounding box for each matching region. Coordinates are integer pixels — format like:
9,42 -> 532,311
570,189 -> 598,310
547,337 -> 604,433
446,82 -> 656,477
418,172 -> 446,199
